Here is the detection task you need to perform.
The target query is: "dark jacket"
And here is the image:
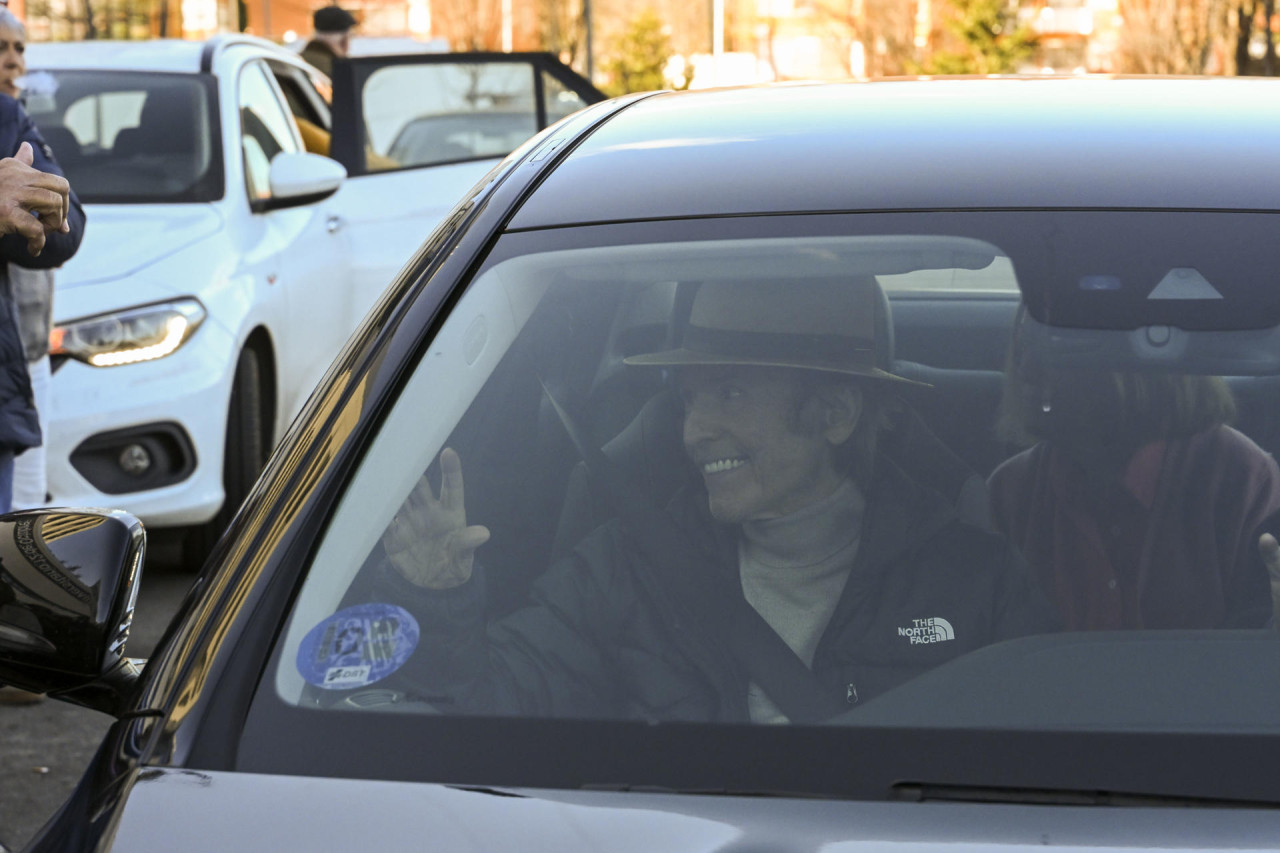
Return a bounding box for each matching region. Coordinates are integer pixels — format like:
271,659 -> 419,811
989,426 -> 1280,630
378,459 -> 1059,722
300,39 -> 339,79
0,95 -> 85,454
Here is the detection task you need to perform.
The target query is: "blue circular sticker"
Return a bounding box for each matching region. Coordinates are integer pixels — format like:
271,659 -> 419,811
296,603 -> 420,690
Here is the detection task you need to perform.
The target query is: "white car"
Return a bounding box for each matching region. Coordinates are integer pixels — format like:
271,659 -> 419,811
23,36 -> 600,560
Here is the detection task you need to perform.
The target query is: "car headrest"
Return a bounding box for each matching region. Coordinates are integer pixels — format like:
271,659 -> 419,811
36,126 -> 82,167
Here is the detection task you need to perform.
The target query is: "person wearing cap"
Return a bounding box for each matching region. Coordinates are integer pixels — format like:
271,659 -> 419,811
301,5 -> 357,78
376,278 -> 1058,723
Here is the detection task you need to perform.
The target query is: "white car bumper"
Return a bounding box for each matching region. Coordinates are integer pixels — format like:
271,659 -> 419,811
44,319 -> 237,528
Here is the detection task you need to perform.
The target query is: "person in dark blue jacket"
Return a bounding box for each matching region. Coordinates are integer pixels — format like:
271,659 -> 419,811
0,93 -> 84,510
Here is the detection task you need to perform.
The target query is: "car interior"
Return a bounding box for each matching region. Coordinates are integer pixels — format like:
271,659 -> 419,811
273,223 -> 1280,726
423,258 -> 1031,618
25,72 -> 220,202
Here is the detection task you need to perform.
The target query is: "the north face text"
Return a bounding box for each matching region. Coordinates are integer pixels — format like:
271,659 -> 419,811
897,617 -> 955,644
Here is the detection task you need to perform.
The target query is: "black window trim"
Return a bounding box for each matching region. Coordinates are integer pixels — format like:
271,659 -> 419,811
328,51 -> 604,178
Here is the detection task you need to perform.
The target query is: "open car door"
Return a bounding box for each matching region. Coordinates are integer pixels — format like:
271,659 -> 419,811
324,52 -> 605,320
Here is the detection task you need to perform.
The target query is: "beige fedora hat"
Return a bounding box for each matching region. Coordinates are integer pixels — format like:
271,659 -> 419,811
625,278 -> 919,385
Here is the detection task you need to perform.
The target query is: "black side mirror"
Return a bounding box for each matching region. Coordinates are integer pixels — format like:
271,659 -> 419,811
0,509 -> 145,715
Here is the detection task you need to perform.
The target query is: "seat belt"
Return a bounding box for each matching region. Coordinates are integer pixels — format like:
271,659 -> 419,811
722,591 -> 850,723
540,380 -> 848,724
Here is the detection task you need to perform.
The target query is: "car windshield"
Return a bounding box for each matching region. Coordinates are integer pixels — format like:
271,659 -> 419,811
23,70 -> 221,204
247,210 -> 1280,795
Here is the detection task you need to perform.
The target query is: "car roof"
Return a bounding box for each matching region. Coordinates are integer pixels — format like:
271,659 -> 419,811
509,77 -> 1280,229
25,35 -> 291,74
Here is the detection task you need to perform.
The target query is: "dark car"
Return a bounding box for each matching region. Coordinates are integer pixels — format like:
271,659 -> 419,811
6,77 -> 1280,851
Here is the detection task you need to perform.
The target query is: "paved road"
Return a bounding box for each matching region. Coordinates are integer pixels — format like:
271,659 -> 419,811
0,536 -> 198,852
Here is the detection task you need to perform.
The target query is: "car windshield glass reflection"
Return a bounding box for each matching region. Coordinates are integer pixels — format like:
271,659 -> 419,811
271,215 -> 1280,736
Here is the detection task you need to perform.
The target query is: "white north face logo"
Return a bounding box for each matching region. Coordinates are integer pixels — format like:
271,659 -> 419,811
897,617 -> 955,644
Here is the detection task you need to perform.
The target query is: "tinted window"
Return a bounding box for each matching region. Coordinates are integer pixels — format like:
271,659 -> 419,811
24,70 -> 222,203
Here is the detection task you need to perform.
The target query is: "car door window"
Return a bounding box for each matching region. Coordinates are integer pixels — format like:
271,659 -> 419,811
238,62 -> 300,202
325,54 -> 603,177
362,62 -> 539,171
270,63 -> 334,157
542,70 -> 589,123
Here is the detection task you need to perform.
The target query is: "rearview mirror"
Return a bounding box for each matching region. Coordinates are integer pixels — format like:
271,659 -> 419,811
0,509 -> 145,715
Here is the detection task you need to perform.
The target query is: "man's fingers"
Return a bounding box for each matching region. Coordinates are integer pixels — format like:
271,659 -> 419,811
1261,532 -> 1280,571
0,205 -> 47,254
1260,533 -> 1280,632
404,471 -> 432,514
438,447 -> 465,512
0,153 -> 72,237
3,184 -> 70,238
382,522 -> 407,555
454,525 -> 490,555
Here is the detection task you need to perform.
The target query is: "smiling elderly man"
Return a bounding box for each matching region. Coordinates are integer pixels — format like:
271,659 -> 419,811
378,278 -> 1058,723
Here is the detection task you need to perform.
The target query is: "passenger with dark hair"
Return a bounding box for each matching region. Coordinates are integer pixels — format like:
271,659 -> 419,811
374,279 -> 1059,723
988,320 -> 1280,631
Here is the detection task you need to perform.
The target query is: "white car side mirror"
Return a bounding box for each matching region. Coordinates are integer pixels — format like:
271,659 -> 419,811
260,152 -> 347,211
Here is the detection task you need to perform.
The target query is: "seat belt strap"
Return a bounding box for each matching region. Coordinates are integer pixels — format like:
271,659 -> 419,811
724,595 -> 848,723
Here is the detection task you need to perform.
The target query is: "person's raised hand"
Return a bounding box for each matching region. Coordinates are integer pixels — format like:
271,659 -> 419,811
0,141 -> 70,257
1261,533 -> 1280,631
383,448 -> 490,589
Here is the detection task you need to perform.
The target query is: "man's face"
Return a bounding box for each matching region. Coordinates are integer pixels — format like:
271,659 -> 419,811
679,365 -> 849,524
0,26 -> 24,100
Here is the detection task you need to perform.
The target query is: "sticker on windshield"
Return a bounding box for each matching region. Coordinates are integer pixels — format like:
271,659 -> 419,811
296,603 -> 420,690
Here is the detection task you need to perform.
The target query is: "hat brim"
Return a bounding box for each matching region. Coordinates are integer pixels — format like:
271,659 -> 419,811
624,348 -> 929,387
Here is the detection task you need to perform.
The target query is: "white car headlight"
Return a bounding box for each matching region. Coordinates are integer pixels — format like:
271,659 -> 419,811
51,299 -> 207,368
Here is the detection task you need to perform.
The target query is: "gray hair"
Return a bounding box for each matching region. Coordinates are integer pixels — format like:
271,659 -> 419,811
0,9 -> 26,38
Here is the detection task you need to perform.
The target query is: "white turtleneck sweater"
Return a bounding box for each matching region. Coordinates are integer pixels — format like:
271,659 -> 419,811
739,478 -> 865,724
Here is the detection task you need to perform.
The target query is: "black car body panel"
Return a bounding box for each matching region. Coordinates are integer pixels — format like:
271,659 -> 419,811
14,77 -> 1280,851
95,769 -> 1280,852
509,78 -> 1280,228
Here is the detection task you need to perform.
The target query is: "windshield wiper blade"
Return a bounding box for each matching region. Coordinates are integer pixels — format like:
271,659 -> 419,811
448,785 -> 528,798
893,783 -> 1280,809
580,783 -> 835,799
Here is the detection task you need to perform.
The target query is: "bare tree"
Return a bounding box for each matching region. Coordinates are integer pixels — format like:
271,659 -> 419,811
537,0 -> 586,66
433,0 -> 503,51
1116,0 -> 1233,74
779,0 -> 920,79
1234,0 -> 1277,73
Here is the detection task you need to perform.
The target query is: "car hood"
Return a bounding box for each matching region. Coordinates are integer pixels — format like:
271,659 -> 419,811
105,768 -> 1280,852
57,204 -> 222,287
